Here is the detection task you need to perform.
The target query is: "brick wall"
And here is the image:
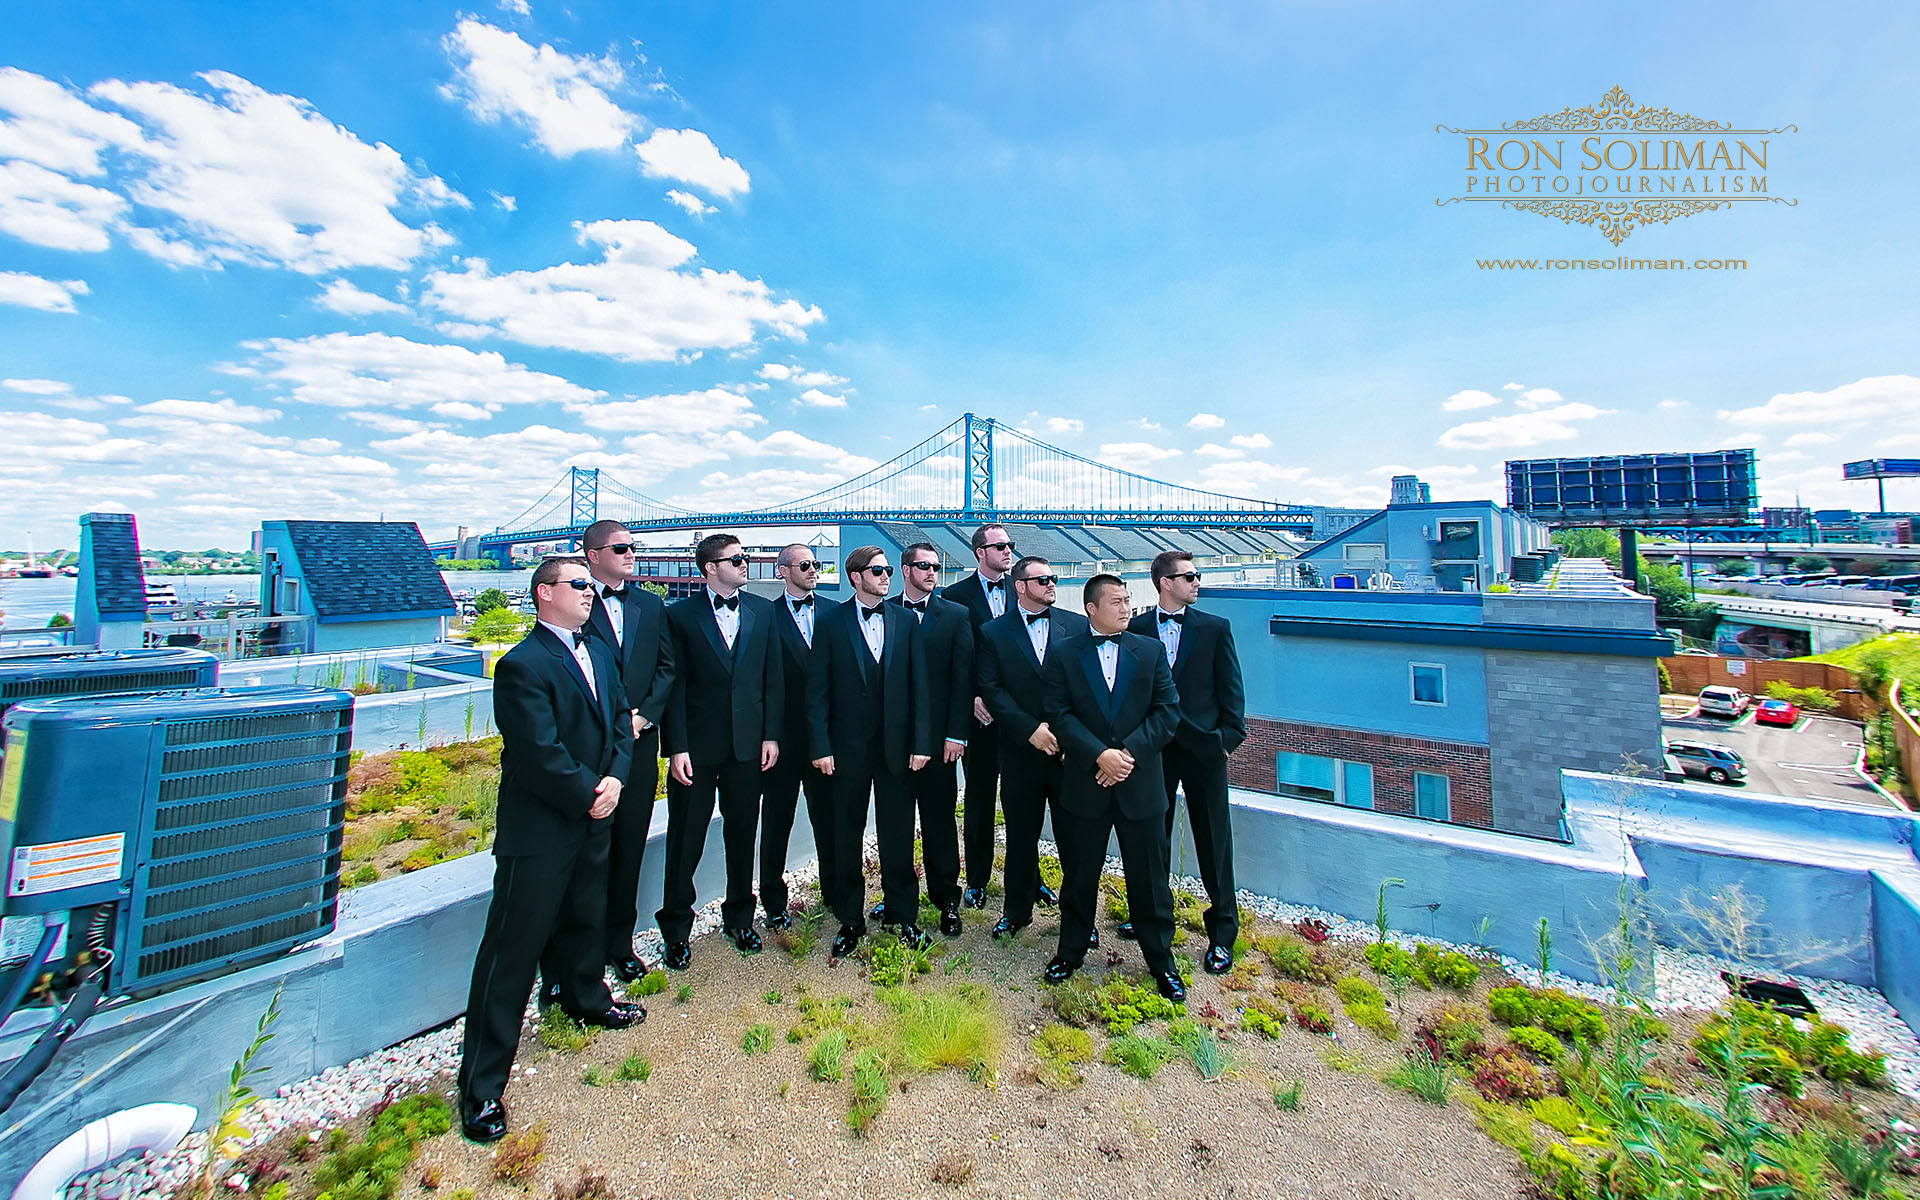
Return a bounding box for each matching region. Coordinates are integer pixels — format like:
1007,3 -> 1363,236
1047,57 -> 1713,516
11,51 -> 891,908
1230,716 -> 1494,830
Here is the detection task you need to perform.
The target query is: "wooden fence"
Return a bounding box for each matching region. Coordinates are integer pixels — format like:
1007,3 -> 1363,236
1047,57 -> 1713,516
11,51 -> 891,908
1661,655 -> 1872,721
1890,679 -> 1920,807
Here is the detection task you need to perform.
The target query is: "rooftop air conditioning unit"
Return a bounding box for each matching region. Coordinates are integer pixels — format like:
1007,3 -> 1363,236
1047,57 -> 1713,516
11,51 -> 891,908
0,648 -> 218,724
0,686 -> 352,1001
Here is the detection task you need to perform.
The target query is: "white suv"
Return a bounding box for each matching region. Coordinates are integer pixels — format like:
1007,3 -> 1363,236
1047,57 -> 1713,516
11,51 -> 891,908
1697,685 -> 1751,718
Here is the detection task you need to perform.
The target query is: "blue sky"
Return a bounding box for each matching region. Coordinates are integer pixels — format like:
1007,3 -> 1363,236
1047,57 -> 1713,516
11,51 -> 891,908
3,1 -> 1917,548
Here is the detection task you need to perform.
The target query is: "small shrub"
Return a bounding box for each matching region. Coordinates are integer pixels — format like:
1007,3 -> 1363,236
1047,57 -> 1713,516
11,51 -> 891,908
743,1023 -> 776,1056
1691,1000 -> 1886,1091
1266,934 -> 1339,984
1104,1033 -> 1180,1080
1272,1078 -> 1303,1111
1291,1001 -> 1334,1034
1364,942 -> 1429,988
1385,1045 -> 1451,1105
1032,1022 -> 1092,1090
1487,985 -> 1606,1046
490,1123 -> 547,1183
537,1008 -> 591,1052
1508,1025 -> 1561,1061
615,1053 -> 651,1082
1414,943 -> 1482,989
1334,975 -> 1384,1007
808,1028 -> 850,1082
1471,1048 -> 1549,1103
1346,1002 -> 1399,1041
1241,1007 -> 1285,1039
628,970 -> 668,998
1219,959 -> 1265,991
1429,1004 -> 1489,1064
1044,975 -> 1101,1028
1094,976 -> 1180,1034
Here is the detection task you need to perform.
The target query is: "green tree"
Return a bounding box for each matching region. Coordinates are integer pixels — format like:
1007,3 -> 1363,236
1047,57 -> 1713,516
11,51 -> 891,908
47,613 -> 71,628
1717,559 -> 1754,576
474,588 -> 510,614
466,608 -> 532,644
1843,559 -> 1889,576
1551,528 -> 1621,567
1791,554 -> 1829,573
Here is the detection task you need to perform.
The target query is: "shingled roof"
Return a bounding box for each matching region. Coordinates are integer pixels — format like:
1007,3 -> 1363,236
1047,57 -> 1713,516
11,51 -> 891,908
277,521 -> 454,619
81,512 -> 148,616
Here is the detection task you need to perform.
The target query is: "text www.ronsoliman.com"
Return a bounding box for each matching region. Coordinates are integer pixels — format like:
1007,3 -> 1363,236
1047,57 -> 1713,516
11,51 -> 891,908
1476,256 -> 1747,270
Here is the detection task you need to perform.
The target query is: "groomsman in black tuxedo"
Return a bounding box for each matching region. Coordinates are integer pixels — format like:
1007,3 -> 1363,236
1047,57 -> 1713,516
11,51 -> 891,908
1127,550 -> 1247,972
809,545 -> 934,956
941,524 -> 1018,909
886,542 -> 974,936
1042,573 -> 1183,1001
976,555 -> 1088,941
760,542 -> 831,929
658,533 -> 783,969
538,521 -> 675,999
458,556 -> 642,1144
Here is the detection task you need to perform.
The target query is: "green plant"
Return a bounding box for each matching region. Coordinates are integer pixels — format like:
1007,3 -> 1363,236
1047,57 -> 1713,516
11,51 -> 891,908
1104,1032 -> 1180,1080
1185,1027 -> 1231,1081
1692,1000 -> 1886,1091
538,1007 -> 591,1052
675,983 -> 693,1003
1272,1078 -> 1303,1111
1508,1025 -> 1562,1061
1240,1007 -> 1285,1039
550,1165 -> 615,1200
846,1047 -> 891,1136
764,988 -> 785,1005
466,608 -> 533,645
579,1063 -> 604,1086
309,1094 -> 452,1200
628,969 -> 668,997
1470,1047 -> 1549,1103
615,1053 -> 651,1082
473,587 -> 510,614
1044,975 -> 1102,1028
1093,975 -> 1180,1033
489,1122 -> 546,1183
886,982 -> 1002,1083
1032,1022 -> 1092,1089
1536,916 -> 1552,984
808,1028 -> 850,1081
1823,1127 -> 1899,1197
1334,975 -> 1383,1007
1374,877 -> 1404,943
1414,943 -> 1482,989
1488,985 -> 1606,1046
743,1023 -> 776,1056
1290,1001 -> 1333,1034
198,985 -> 283,1198
1264,933 -> 1339,984
1346,1001 -> 1398,1041
1385,1045 -> 1451,1105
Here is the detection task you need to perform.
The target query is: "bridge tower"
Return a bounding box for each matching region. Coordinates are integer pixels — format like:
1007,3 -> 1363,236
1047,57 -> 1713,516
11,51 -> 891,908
570,467 -> 599,532
963,412 -> 994,518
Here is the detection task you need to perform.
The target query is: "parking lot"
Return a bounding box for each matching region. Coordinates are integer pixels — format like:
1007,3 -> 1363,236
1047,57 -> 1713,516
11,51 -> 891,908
1661,706 -> 1889,807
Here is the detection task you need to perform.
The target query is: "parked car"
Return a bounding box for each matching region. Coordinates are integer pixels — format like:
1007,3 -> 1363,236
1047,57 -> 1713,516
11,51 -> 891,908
1675,648 -> 1713,656
1665,741 -> 1748,785
1753,698 -> 1801,726
1697,685 -> 1751,717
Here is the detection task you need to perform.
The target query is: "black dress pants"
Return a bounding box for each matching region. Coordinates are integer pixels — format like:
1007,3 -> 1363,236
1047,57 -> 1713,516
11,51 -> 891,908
459,825 -> 614,1106
911,757 -> 963,912
998,742 -> 1062,927
1055,805 -> 1175,975
1162,743 -> 1238,947
828,742 -> 918,929
655,756 -> 760,944
759,747 -> 831,920
961,720 -> 1001,890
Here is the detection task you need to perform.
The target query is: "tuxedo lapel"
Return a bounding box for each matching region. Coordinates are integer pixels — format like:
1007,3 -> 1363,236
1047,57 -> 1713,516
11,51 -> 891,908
1076,642 -> 1108,724
736,597 -> 759,662
1015,614 -> 1044,673
1110,641 -> 1136,719
587,641 -> 616,732
586,600 -> 617,647
696,598 -> 732,672
536,624 -> 600,715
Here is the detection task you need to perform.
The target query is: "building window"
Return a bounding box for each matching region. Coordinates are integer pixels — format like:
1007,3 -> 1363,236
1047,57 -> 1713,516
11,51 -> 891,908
1341,761 -> 1374,809
1343,543 -> 1386,562
1411,663 -> 1446,706
1414,772 -> 1451,821
1275,752 -> 1337,804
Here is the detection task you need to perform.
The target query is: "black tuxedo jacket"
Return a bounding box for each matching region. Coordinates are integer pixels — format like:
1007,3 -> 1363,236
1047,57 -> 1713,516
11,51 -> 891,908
492,623 -> 635,856
976,606 -> 1092,742
585,583 -> 676,729
807,600 -> 933,772
1043,631 -> 1179,822
887,593 -> 974,745
941,572 -> 1009,633
661,590 -> 784,765
770,592 -> 824,754
1127,607 -> 1246,757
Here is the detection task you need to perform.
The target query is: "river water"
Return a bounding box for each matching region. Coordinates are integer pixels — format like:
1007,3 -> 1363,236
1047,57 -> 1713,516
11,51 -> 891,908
0,571 -> 534,632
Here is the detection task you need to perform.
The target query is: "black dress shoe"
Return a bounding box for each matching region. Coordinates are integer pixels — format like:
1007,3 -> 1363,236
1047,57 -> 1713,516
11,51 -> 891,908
831,925 -> 864,957
1042,957 -> 1076,984
1037,882 -> 1059,906
664,941 -> 692,971
538,980 -> 561,1008
461,1097 -> 507,1144
991,917 -> 1029,940
938,906 -> 963,937
610,954 -> 650,983
725,926 -> 763,954
1154,971 -> 1186,1003
1087,928 -> 1100,950
1116,920 -> 1138,941
869,900 -> 887,921
1203,944 -> 1233,974
962,887 -> 987,910
892,923 -> 932,951
766,911 -> 792,931
568,1000 -> 645,1030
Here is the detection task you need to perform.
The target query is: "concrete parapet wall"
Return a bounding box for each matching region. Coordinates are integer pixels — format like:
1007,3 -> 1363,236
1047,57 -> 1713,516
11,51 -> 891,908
221,645 -> 496,753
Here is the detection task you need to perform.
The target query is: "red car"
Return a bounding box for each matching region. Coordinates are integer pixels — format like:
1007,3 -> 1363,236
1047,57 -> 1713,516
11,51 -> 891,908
1753,698 -> 1801,727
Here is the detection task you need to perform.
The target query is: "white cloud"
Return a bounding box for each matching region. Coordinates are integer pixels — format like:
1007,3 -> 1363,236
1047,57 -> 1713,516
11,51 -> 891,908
230,331 -> 604,411
567,387 -> 761,436
799,388 -> 848,408
1657,399 -> 1689,410
137,397 -> 279,423
317,279 -> 406,316
423,218 -> 823,363
0,160 -> 125,250
6,411 -> 152,464
1783,431 -> 1837,448
1195,443 -> 1244,459
441,19 -> 635,157
1442,389 -> 1500,412
1098,442 -> 1182,464
0,67 -> 143,175
498,0 -> 531,15
1230,432 -> 1271,449
1515,387 -> 1564,411
1134,418 -> 1163,432
665,189 -> 716,218
343,410 -> 432,434
1717,375 -> 1920,430
793,369 -> 846,388
4,377 -> 73,394
634,128 -> 749,198
1187,412 -> 1225,430
757,363 -> 793,381
1045,416 -> 1084,435
430,400 -> 498,421
1438,402 -> 1610,451
0,270 -> 89,313
490,190 -> 517,211
1501,381 -> 1524,392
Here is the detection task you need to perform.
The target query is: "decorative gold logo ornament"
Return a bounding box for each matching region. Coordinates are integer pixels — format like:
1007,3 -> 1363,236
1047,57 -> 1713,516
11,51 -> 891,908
1436,87 -> 1796,245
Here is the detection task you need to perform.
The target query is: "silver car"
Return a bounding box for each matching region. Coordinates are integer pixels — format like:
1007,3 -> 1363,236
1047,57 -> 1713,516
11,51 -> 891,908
1666,741 -> 1748,785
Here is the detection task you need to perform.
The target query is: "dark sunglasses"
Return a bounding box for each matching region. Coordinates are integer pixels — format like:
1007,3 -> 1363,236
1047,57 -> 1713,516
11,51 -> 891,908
592,542 -> 636,555
711,553 -> 749,567
545,578 -> 594,591
789,560 -> 822,572
864,564 -> 895,577
1169,571 -> 1202,583
1018,574 -> 1058,587
903,560 -> 939,571
981,541 -> 1015,552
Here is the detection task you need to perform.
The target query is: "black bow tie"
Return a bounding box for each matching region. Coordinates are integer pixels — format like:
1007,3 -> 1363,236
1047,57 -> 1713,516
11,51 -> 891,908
602,585 -> 628,601
712,593 -> 738,611
572,630 -> 590,649
790,595 -> 812,610
1024,610 -> 1049,626
860,604 -> 884,622
984,578 -> 1005,591
1093,633 -> 1123,647
1157,610 -> 1185,625
904,600 -> 927,612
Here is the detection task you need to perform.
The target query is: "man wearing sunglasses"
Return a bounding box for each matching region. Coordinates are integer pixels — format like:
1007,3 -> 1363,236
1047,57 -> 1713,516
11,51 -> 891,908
458,556 -> 640,1144
1127,551 -> 1247,973
809,545 -> 934,955
534,521 -> 676,1000
659,533 -> 783,970
886,542 -> 975,936
941,524 -> 1016,909
760,543 -> 832,932
976,555 -> 1089,941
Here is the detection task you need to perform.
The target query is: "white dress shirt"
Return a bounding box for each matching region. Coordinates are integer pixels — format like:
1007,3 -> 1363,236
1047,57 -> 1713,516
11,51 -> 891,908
784,590 -> 815,647
708,587 -> 741,649
856,601 -> 886,662
599,585 -> 625,647
1097,636 -> 1120,689
1022,607 -> 1050,664
1154,606 -> 1183,668
979,569 -> 1007,619
539,619 -> 596,699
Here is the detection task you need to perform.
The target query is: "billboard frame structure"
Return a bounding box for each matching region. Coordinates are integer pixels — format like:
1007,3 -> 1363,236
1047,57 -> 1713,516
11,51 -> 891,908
1843,459 -> 1920,515
1505,449 -> 1757,528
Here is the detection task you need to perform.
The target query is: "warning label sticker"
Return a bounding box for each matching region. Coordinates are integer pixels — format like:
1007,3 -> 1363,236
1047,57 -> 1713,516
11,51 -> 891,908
8,833 -> 125,897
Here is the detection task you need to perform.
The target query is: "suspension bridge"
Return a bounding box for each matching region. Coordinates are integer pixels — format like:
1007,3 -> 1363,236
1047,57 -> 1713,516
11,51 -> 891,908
428,413 -> 1314,562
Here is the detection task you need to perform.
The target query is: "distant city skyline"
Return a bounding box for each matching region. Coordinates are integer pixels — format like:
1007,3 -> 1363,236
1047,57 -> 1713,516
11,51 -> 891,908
3,2 -> 1917,545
